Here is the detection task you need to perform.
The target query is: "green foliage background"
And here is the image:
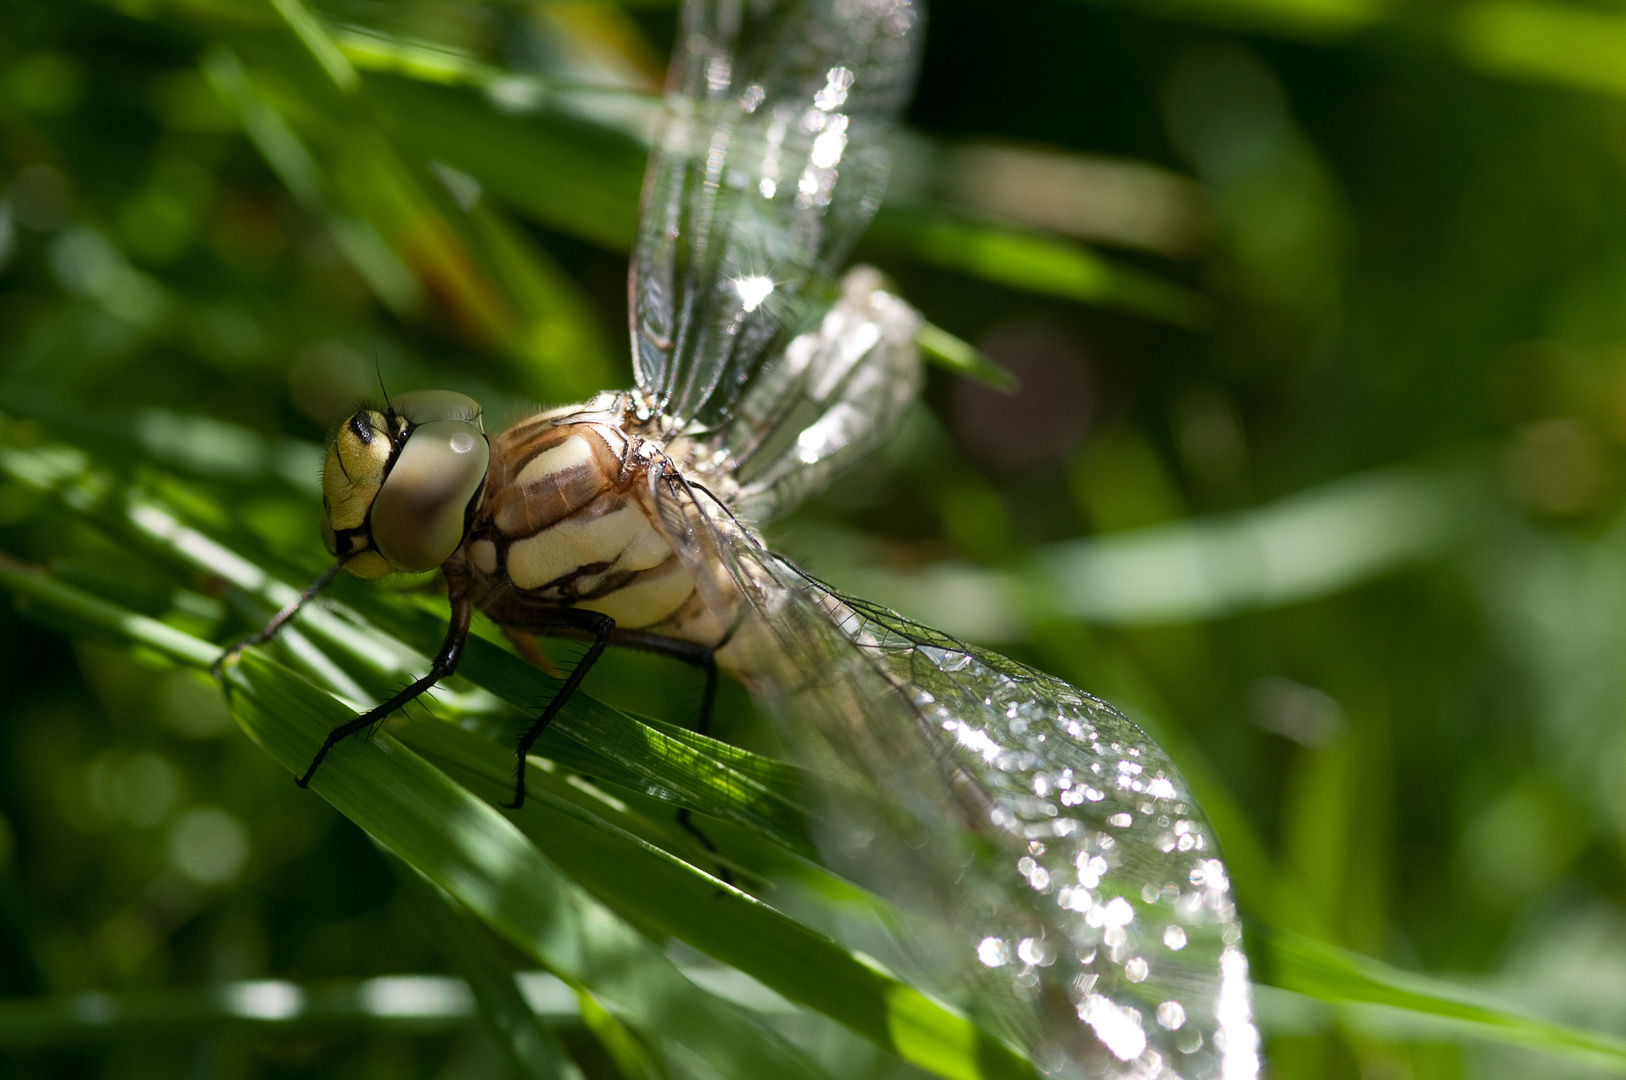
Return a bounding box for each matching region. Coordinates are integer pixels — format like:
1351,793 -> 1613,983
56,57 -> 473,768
4,0 -> 1626,1077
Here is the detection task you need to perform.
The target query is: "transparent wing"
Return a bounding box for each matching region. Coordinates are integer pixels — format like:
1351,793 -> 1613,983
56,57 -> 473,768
710,265 -> 923,522
650,481 -> 1261,1080
630,0 -> 923,431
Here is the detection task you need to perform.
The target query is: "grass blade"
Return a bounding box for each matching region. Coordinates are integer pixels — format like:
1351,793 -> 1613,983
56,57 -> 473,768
395,715 -> 1039,1080
220,648 -> 833,1080
391,853 -> 586,1080
1257,926 -> 1626,1071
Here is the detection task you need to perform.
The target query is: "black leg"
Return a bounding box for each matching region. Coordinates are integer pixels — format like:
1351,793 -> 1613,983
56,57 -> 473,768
298,575 -> 473,788
510,620 -> 729,884
674,655 -> 727,884
522,624 -> 718,736
213,561 -> 342,680
507,609 -> 616,810
695,655 -> 718,737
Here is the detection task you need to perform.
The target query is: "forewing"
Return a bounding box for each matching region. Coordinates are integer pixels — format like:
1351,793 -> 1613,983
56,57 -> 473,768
631,0 -> 922,430
666,492 -> 1260,1079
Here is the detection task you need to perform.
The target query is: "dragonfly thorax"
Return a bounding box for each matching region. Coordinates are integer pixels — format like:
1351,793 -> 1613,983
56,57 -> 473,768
462,407 -> 729,643
321,389 -> 490,579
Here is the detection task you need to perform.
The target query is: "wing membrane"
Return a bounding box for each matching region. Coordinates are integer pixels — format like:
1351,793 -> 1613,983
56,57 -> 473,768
716,265 -> 923,521
659,487 -> 1261,1080
631,0 -> 923,430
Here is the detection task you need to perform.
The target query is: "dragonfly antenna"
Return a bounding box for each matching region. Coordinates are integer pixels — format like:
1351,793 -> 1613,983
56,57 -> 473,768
375,356 -> 392,411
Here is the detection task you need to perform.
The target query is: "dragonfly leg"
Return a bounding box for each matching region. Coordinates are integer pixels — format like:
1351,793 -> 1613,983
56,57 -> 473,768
297,573 -> 473,789
508,609 -> 616,810
696,655 -> 718,736
668,653 -> 732,883
522,624 -> 718,731
212,561 -> 342,680
516,622 -> 729,882
605,638 -> 728,885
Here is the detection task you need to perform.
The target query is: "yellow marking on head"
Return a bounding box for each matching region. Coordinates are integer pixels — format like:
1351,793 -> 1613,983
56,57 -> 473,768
343,551 -> 394,579
515,434 -> 596,489
323,410 -> 392,531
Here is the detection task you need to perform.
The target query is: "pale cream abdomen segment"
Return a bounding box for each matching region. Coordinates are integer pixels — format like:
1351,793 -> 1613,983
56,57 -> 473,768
507,501 -> 670,590
578,557 -> 696,628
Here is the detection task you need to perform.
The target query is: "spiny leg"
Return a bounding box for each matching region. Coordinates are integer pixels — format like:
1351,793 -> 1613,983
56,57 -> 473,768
298,575 -> 473,788
587,631 -> 727,878
212,561 -> 342,680
513,622 -> 730,882
594,627 -> 718,735
507,609 -> 616,810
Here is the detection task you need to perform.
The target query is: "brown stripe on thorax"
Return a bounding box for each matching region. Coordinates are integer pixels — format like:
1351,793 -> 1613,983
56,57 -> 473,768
462,410 -> 744,646
479,421 -> 633,541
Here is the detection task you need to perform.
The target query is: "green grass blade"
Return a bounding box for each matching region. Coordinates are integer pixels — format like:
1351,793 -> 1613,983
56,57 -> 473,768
1257,926 -> 1626,1071
329,578 -> 816,855
391,854 -> 586,1080
574,990 -> 664,1080
0,555 -> 1033,1080
916,323 -> 1019,392
219,648 -> 833,1080
0,553 -> 216,668
395,716 -> 1039,1080
866,209 -> 1212,327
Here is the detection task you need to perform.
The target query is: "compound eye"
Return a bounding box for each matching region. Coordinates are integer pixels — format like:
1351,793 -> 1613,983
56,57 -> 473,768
370,419 -> 490,573
390,389 -> 484,432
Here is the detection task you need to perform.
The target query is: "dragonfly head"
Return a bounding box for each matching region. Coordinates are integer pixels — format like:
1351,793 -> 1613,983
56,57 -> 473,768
321,390 -> 490,579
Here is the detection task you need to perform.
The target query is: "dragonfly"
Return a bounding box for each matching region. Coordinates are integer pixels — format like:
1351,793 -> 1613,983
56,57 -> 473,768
228,0 -> 1261,1076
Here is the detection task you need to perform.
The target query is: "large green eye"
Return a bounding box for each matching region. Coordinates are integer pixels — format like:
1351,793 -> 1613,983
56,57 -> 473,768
390,389 -> 484,429
370,418 -> 490,573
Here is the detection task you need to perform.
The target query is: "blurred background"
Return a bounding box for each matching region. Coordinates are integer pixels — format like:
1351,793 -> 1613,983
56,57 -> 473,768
5,0 -> 1626,1076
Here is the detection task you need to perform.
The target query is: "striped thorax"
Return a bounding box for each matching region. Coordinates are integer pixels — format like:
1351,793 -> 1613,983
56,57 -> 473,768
462,395 -> 736,648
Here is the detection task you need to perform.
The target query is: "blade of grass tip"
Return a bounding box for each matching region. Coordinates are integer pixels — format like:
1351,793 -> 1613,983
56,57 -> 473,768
219,649 -> 833,1080
868,209 -> 1212,328
917,323 -> 1019,393
1257,925 -> 1626,1072
397,714 -> 1040,1080
388,850 -> 586,1080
